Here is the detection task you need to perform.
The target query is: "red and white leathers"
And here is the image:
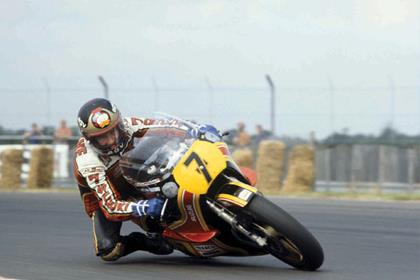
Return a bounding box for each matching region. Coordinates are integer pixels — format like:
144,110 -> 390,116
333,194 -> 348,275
74,117 -> 188,222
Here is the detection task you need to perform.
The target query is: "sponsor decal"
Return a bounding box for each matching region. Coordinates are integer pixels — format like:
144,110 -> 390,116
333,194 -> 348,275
81,166 -> 104,175
144,118 -> 181,127
76,138 -> 87,156
87,174 -> 100,184
186,204 -> 197,222
131,117 -> 143,125
238,189 -> 253,201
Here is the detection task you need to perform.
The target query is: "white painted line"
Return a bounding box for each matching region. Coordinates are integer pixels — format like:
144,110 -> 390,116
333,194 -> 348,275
0,276 -> 22,280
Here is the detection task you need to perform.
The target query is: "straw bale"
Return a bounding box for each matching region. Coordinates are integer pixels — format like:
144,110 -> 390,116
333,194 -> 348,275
27,147 -> 54,189
0,149 -> 23,189
282,145 -> 315,192
255,140 -> 286,192
232,148 -> 254,168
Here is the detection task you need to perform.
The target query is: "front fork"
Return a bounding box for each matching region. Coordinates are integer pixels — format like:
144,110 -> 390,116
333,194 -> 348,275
205,198 -> 268,247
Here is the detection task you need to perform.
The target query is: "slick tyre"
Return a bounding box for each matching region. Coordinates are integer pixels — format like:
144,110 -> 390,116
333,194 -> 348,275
246,195 -> 324,271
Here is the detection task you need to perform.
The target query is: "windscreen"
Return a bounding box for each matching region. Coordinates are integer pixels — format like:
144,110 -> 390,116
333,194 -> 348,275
120,115 -> 196,187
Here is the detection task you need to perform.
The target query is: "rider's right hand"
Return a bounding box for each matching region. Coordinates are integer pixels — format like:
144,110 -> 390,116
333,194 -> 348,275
188,124 -> 222,142
131,198 -> 165,218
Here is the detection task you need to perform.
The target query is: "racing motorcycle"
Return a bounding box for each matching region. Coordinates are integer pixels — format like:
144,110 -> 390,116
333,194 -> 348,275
119,114 -> 324,271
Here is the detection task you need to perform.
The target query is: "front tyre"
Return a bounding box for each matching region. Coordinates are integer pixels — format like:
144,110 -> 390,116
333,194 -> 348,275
245,195 -> 324,271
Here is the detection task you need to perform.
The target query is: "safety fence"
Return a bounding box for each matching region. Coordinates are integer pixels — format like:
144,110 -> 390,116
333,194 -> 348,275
0,140 -> 419,193
231,142 -> 420,193
315,144 -> 420,193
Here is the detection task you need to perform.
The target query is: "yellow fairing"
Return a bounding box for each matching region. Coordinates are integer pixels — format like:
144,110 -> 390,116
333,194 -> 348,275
173,140 -> 227,195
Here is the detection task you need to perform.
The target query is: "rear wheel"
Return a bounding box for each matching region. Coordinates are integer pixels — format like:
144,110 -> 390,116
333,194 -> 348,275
244,195 -> 324,271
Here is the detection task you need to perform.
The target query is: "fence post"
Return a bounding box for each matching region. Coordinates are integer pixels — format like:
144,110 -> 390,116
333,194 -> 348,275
265,75 -> 276,134
349,144 -> 356,192
377,145 -> 385,193
325,147 -> 331,192
408,147 -> 415,193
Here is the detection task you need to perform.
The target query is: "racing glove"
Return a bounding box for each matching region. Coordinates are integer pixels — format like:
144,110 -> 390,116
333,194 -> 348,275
131,198 -> 165,218
189,124 -> 222,142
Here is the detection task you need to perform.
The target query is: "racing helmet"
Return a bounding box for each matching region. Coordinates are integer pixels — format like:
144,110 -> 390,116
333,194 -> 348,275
77,98 -> 128,155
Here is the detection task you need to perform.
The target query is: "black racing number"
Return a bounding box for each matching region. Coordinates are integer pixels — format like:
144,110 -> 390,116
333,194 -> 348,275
183,152 -> 212,183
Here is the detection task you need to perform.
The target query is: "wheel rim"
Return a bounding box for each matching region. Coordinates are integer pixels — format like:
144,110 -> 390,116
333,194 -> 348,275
256,224 -> 305,264
268,235 -> 304,264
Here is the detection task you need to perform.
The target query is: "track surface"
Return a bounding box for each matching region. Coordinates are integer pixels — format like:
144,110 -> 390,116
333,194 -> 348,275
0,193 -> 419,280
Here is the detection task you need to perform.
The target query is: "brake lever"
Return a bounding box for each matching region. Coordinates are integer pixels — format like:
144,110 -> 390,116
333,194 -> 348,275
160,199 -> 169,223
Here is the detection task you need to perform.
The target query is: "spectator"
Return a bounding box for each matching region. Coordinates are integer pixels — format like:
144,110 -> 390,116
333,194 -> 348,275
233,122 -> 251,147
54,120 -> 73,144
23,123 -> 43,144
252,124 -> 272,145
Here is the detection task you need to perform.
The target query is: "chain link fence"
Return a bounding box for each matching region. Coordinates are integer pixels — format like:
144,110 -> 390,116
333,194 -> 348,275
1,82 -> 419,138
1,81 -> 419,193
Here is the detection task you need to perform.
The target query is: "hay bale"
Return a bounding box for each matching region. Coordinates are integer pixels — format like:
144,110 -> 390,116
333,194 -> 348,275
27,147 -> 54,189
255,140 -> 286,193
282,145 -> 315,192
232,148 -> 254,168
0,149 -> 23,189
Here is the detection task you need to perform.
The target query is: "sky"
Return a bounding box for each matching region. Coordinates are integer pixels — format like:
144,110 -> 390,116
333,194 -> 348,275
0,0 -> 419,138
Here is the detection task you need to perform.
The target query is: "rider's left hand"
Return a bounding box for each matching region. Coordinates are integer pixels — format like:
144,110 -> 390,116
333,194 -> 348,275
131,198 -> 165,218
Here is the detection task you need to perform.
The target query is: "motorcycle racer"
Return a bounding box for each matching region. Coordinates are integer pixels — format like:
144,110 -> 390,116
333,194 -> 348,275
73,98 -> 214,261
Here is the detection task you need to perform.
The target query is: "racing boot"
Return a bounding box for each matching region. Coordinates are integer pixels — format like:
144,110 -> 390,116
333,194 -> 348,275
122,232 -> 173,256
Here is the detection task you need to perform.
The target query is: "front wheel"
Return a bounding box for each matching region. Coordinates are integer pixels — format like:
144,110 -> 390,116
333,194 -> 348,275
245,195 -> 324,271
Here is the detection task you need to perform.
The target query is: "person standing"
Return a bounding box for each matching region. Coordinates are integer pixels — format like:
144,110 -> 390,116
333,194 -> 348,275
23,123 -> 43,144
54,120 -> 73,144
252,124 -> 272,145
233,122 -> 251,147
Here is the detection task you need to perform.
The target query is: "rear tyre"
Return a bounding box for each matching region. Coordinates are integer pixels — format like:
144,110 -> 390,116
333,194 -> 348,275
245,195 -> 324,271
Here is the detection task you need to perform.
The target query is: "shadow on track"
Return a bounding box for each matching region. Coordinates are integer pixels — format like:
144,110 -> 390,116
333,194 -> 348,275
104,255 -> 325,273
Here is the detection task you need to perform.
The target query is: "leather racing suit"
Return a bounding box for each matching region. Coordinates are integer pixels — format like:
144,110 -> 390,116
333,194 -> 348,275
74,117 -> 187,261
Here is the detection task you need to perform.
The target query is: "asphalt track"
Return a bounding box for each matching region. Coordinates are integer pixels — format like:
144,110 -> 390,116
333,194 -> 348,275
0,193 -> 419,280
